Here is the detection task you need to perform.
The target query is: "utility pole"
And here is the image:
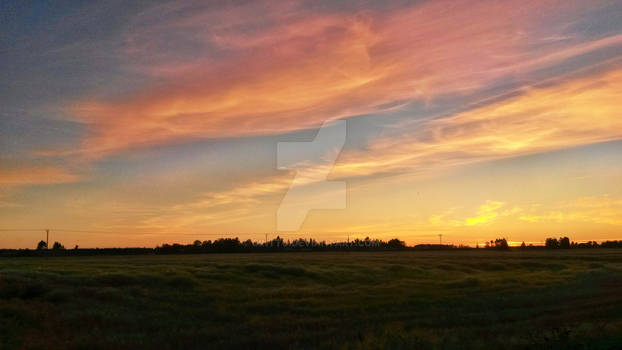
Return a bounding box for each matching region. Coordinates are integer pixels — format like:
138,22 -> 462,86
438,234 -> 443,245
265,233 -> 268,244
46,229 -> 49,249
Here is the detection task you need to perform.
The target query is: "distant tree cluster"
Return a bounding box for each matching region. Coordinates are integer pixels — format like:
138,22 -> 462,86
599,240 -> 622,248
484,238 -> 509,250
540,237 -> 622,249
156,236 -> 408,254
544,237 -> 571,249
571,241 -> 600,248
36,241 -> 65,250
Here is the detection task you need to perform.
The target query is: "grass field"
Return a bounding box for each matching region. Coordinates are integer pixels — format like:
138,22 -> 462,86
1,250 -> 621,349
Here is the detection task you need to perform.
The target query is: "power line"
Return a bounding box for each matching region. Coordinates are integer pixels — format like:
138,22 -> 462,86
0,229 -> 435,236
0,229 -> 46,231
51,229 -> 132,234
0,228 -> 128,235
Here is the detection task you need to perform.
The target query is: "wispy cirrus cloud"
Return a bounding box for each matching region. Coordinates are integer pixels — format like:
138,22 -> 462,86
333,68 -> 622,178
161,67 -> 622,215
57,0 -> 619,159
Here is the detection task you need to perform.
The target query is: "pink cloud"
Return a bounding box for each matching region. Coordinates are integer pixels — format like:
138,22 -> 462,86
59,0 -> 616,159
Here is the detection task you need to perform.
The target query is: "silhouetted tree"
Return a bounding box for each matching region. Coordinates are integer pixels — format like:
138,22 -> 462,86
520,241 -> 526,249
193,240 -> 202,247
545,237 -> 559,249
601,240 -> 622,248
559,236 -> 570,249
387,238 -> 406,249
242,239 -> 254,249
36,240 -> 47,250
573,240 -> 599,248
212,237 -> 241,252
493,238 -> 509,250
269,236 -> 284,249
52,242 -> 65,250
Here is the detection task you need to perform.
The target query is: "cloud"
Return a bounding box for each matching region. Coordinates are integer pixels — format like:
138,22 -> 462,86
429,201 -> 521,227
425,196 -> 622,229
519,196 -> 622,226
333,68 -> 622,178
465,201 -> 505,226
124,65 -> 622,227
125,66 -> 622,227
57,0 -> 618,159
21,0 -> 618,231
0,166 -> 80,187
136,162 -> 350,232
184,176 -> 293,210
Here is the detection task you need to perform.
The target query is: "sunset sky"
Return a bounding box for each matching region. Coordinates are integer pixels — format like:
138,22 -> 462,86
1,0 -> 621,248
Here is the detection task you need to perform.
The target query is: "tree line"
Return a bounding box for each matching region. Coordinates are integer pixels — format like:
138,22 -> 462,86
156,237 -> 410,254
0,236 -> 619,256
483,237 -> 622,250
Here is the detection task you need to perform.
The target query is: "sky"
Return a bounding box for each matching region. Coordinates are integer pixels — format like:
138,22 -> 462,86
1,0 -> 621,248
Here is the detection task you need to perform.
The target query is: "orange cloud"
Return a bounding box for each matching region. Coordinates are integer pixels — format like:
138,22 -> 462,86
427,201 -> 523,228
120,66 -> 622,231
60,0 -> 615,158
465,201 -> 505,226
520,196 -> 622,226
0,166 -> 80,187
334,68 -> 622,178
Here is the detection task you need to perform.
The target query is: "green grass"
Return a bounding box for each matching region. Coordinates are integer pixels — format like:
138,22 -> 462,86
1,250 -> 621,349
